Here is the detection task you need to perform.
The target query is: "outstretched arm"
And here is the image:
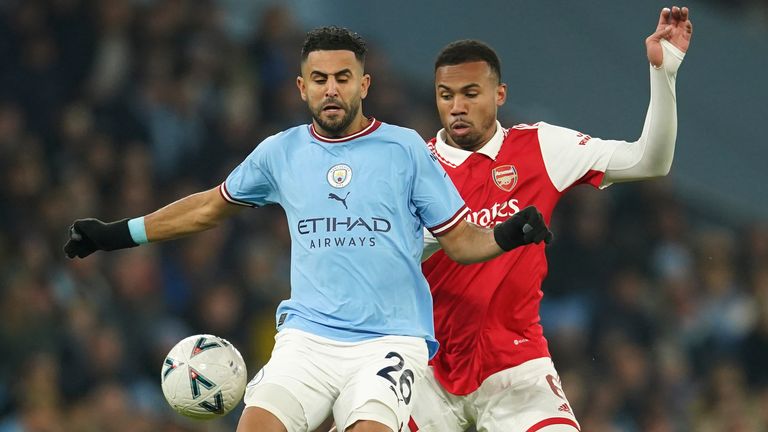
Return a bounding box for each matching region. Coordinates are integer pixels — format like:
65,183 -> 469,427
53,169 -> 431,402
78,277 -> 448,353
435,206 -> 552,265
64,186 -> 242,258
144,186 -> 241,241
604,6 -> 693,183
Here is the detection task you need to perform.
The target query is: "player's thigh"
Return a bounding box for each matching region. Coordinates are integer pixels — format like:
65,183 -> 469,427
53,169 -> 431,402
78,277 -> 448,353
474,358 -> 580,432
407,367 -> 467,432
237,406 -> 289,432
333,335 -> 428,432
244,330 -> 340,432
313,415 -> 335,432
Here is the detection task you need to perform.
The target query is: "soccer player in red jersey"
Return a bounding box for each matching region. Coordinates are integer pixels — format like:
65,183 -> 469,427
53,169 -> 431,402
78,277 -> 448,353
409,7 -> 693,432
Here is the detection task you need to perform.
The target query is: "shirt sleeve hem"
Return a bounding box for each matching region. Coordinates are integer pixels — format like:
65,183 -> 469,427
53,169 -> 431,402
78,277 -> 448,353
219,182 -> 259,207
428,205 -> 469,237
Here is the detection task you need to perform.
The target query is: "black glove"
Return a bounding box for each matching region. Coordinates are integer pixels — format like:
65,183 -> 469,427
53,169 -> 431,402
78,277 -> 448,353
64,218 -> 138,258
493,206 -> 553,251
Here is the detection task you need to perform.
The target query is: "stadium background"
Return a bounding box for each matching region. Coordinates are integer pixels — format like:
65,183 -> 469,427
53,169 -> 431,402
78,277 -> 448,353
1,0 -> 766,431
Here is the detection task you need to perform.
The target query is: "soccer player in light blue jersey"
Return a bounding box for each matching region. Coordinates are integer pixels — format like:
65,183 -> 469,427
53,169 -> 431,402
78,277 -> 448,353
64,26 -> 552,432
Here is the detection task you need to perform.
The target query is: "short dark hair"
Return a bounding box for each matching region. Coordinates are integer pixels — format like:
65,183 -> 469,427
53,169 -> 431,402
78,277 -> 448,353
301,26 -> 367,65
434,40 -> 501,82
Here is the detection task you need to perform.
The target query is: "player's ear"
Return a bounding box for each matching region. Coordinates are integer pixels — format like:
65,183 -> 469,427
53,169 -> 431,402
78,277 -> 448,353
297,76 -> 308,102
360,73 -> 371,100
496,83 -> 507,107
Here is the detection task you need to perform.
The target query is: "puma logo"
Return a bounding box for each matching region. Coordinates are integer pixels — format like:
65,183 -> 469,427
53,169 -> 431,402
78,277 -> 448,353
328,192 -> 350,209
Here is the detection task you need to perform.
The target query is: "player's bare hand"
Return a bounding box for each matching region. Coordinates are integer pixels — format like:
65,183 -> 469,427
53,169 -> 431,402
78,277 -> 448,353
646,6 -> 693,67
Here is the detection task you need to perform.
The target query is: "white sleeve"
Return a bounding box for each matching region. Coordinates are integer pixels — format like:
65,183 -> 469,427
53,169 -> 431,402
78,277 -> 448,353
538,122 -> 619,192
603,40 -> 685,185
422,227 -> 441,262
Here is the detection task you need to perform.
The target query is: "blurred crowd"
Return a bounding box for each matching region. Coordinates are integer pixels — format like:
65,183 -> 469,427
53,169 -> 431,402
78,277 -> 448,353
0,1 -> 766,431
705,0 -> 768,28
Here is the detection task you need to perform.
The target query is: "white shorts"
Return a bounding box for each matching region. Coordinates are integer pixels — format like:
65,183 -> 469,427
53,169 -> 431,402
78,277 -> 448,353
408,357 -> 580,432
244,329 -> 428,432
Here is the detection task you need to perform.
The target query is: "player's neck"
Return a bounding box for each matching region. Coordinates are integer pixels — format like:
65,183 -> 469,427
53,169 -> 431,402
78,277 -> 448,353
313,115 -> 371,139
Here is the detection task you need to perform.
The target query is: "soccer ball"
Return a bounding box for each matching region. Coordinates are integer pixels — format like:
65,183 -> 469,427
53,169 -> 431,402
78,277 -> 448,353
161,334 -> 247,419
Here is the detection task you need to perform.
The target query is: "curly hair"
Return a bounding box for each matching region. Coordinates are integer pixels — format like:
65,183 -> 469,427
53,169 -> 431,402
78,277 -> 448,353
301,26 -> 367,65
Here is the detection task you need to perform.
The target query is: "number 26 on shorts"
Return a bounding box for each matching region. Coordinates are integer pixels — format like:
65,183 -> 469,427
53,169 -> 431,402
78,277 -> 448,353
376,352 -> 415,405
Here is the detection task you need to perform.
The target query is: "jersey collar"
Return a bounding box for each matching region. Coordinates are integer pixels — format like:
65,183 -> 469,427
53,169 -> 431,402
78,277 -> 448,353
309,118 -> 381,143
434,121 -> 505,166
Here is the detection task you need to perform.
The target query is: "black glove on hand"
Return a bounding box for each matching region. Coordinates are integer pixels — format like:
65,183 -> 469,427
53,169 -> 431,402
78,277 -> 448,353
64,218 -> 138,258
493,206 -> 553,251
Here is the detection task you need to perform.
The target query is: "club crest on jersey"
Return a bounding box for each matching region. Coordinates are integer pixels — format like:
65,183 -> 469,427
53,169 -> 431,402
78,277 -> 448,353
492,165 -> 518,192
327,163 -> 352,188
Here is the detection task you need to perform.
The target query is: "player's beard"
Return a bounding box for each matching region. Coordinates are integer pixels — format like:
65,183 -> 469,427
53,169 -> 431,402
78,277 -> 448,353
449,129 -> 483,150
448,115 -> 497,152
311,97 -> 361,136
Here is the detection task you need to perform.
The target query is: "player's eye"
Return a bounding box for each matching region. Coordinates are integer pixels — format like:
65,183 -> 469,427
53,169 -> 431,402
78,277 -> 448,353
314,78 -> 327,84
440,93 -> 453,100
465,92 -> 479,98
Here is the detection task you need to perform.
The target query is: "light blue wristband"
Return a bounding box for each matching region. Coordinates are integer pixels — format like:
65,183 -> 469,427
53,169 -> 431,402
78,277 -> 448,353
127,217 -> 149,244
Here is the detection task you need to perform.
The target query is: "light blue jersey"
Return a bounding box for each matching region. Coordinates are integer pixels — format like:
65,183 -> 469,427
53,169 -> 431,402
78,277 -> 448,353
222,119 -> 467,357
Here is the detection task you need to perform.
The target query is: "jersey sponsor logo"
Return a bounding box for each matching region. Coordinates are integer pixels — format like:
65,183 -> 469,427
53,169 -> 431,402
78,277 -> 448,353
297,216 -> 392,249
492,165 -> 518,192
466,198 -> 520,227
297,217 -> 391,234
328,192 -> 350,209
327,163 -> 352,188
308,236 -> 377,248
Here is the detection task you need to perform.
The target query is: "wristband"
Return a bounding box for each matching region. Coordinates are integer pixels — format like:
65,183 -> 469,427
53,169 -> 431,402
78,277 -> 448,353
128,217 -> 149,244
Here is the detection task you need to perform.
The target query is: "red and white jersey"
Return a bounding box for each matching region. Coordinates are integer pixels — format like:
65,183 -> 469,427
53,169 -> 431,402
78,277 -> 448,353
423,121 -> 618,395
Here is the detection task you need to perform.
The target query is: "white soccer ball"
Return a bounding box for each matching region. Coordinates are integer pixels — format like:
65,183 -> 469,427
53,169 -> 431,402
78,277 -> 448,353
160,334 -> 247,419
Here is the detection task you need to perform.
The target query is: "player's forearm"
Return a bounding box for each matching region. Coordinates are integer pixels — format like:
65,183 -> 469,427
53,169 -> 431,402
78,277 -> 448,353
64,186 -> 242,258
438,222 -> 503,265
144,187 -> 240,242
635,40 -> 683,175
605,40 -> 685,182
436,207 -> 551,264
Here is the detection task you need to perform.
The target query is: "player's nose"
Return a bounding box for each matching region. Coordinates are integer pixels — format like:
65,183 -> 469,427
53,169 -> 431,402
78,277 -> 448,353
325,78 -> 340,98
450,97 -> 468,115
